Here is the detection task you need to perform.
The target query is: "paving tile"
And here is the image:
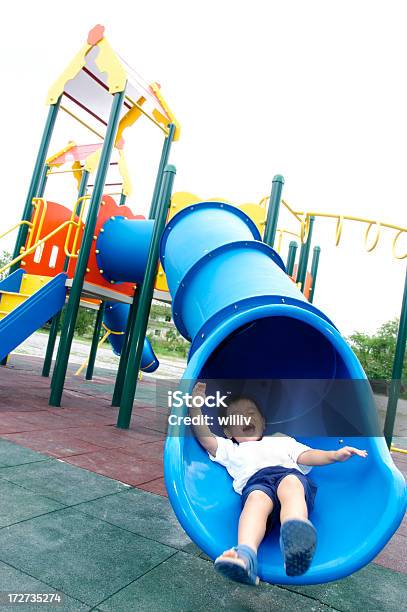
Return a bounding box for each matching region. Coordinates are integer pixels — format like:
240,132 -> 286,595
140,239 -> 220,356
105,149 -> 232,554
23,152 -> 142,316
128,411 -> 168,434
396,517 -> 407,537
75,487 -> 199,555
98,551 -> 335,612
0,560 -> 89,611
2,431 -> 106,458
119,439 -> 164,463
0,480 -> 65,527
137,477 -> 167,497
0,414 -> 53,434
61,425 -> 164,450
0,459 -> 128,505
374,533 -> 407,573
132,426 -> 166,442
0,404 -> 41,412
0,439 -> 48,466
285,561 -> 407,612
0,508 -> 175,607
48,411 -> 116,428
64,449 -> 163,487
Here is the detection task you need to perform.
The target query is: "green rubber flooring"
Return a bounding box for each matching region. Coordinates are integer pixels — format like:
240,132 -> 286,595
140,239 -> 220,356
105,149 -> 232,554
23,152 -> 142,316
0,439 -> 405,612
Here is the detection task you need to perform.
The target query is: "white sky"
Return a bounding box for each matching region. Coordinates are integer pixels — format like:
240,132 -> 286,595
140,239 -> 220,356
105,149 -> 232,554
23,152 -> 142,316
1,0 -> 406,336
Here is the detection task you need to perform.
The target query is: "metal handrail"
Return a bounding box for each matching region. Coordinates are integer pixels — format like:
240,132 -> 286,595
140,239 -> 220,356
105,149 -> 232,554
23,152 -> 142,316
26,198 -> 48,249
63,195 -> 91,258
0,220 -> 72,276
261,193 -> 406,258
275,228 -> 302,253
0,194 -> 91,275
0,219 -> 32,242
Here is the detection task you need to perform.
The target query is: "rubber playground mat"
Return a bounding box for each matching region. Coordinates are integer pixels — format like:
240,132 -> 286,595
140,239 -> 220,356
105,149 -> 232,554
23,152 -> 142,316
0,354 -> 405,611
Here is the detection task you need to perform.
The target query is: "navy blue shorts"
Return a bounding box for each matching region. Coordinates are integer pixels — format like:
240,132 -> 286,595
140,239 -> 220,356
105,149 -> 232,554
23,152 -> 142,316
241,466 -> 317,529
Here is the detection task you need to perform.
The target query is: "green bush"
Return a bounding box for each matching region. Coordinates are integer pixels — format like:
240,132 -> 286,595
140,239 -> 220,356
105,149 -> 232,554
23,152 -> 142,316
347,318 -> 406,382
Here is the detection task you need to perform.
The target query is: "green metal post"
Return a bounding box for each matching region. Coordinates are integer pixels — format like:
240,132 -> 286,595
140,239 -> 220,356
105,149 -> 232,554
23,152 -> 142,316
42,170 -> 89,378
49,90 -> 125,406
296,216 -> 315,292
85,303 -> 106,380
11,99 -> 61,270
308,246 -> 321,304
148,125 -> 176,219
286,241 -> 298,277
263,174 -> 284,248
111,124 -> 175,407
111,291 -> 140,406
42,312 -> 62,377
117,165 -> 176,428
119,193 -> 127,206
37,164 -> 50,198
384,268 -> 407,448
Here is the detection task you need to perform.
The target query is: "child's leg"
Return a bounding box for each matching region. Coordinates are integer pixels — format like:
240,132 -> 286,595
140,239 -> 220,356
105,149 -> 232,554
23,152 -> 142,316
214,490 -> 273,584
238,490 -> 274,551
276,474 -> 308,523
276,474 -> 317,576
218,490 -> 273,562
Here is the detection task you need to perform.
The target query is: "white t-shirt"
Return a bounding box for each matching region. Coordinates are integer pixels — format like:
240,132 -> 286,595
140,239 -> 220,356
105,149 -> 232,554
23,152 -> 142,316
209,434 -> 312,494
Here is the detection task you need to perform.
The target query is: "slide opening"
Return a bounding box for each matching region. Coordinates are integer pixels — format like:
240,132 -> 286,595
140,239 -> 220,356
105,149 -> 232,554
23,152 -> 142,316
194,314 -> 377,439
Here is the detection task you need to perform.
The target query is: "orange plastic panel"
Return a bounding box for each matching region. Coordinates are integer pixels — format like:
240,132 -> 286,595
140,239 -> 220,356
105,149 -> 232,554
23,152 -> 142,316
22,201 -> 83,277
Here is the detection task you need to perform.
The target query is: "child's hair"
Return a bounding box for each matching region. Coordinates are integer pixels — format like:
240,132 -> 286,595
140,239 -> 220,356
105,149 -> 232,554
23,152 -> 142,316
219,394 -> 261,419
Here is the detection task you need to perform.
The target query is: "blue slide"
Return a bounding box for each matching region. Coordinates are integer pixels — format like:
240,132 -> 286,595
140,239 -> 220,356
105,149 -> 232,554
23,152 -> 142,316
158,202 -> 407,585
103,302 -> 159,373
0,270 -> 67,361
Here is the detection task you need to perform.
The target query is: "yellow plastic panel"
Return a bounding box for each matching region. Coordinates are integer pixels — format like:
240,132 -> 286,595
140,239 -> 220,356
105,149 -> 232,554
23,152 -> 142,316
94,38 -> 127,94
20,274 -> 54,295
47,44 -> 92,105
0,293 -> 28,313
150,82 -> 181,141
115,97 -> 146,145
118,150 -> 132,197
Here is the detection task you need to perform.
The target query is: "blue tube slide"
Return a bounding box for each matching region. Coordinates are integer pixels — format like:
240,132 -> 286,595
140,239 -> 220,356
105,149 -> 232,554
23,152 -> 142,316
159,202 -> 406,585
95,217 -> 159,373
103,302 -> 159,373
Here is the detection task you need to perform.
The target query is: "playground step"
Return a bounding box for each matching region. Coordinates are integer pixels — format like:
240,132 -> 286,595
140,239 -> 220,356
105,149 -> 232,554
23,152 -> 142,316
0,292 -> 29,313
0,290 -> 30,298
20,274 -> 54,295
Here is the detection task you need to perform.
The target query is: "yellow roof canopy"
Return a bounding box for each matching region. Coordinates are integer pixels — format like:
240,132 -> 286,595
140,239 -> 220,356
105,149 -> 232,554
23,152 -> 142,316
47,24 -> 180,142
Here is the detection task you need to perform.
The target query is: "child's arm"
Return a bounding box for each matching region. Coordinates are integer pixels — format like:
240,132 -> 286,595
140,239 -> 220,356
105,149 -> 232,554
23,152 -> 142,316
298,446 -> 368,466
190,383 -> 218,457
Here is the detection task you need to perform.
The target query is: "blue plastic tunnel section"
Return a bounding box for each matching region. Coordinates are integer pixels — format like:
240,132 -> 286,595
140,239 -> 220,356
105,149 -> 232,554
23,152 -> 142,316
95,217 -> 158,373
96,218 -> 154,284
159,202 -> 407,585
103,302 -> 159,373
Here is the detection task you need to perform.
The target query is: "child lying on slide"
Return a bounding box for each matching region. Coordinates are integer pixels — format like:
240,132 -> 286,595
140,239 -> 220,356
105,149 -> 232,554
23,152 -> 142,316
191,382 -> 368,585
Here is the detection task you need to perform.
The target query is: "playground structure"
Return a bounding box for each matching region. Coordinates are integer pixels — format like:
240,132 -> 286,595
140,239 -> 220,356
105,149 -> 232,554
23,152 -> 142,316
0,24 -> 406,587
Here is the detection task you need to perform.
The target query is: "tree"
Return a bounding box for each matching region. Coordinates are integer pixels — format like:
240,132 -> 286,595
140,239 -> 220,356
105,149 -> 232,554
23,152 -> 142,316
56,305 -> 95,338
348,318 -> 406,383
0,250 -> 11,281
